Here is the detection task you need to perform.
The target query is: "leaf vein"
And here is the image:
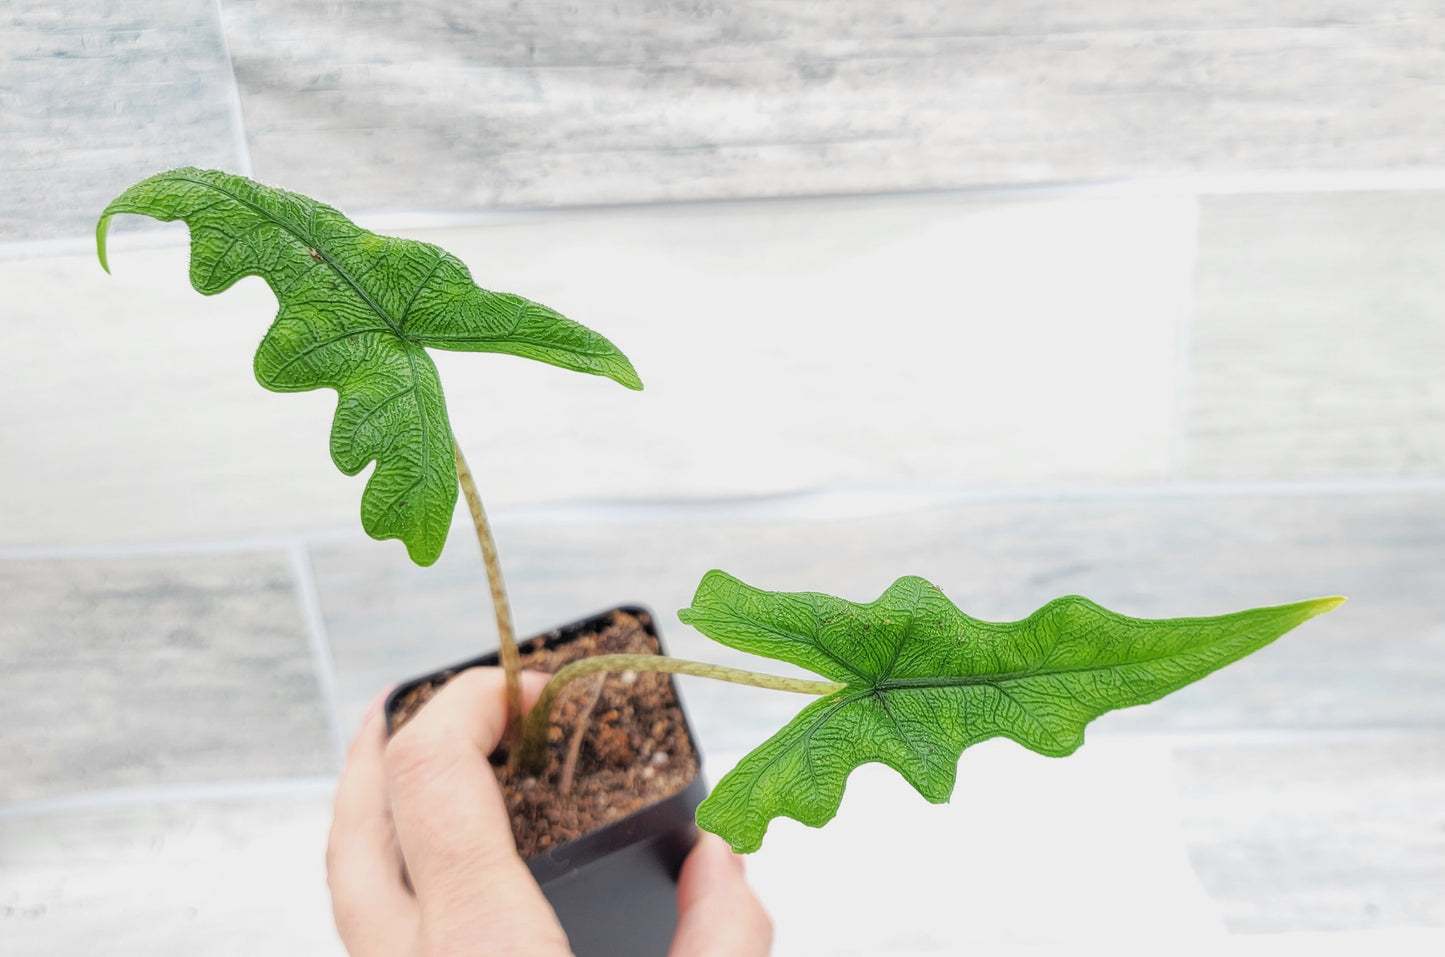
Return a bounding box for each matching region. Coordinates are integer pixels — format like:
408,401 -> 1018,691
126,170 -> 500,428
731,692 -> 862,804
877,692 -> 927,769
735,609 -> 864,681
169,173 -> 403,336
266,327 -> 392,380
397,251 -> 446,331
415,333 -> 616,357
203,219 -> 267,289
346,386 -> 415,441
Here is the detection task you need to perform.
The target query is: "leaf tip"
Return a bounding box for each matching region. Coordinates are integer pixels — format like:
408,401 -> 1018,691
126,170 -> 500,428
687,568 -> 745,608
605,355 -> 643,391
679,570 -> 727,625
95,213 -> 113,274
1309,595 -> 1348,616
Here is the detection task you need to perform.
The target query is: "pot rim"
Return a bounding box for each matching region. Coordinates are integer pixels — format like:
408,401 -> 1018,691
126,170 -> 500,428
382,604 -> 706,882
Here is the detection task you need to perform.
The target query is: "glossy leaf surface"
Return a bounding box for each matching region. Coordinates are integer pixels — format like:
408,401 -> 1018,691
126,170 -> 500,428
98,168 -> 641,565
679,570 -> 1342,852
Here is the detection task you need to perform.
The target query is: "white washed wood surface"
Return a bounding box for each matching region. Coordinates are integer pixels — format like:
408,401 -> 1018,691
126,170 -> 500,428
0,795 -> 346,957
8,2 -> 1445,241
0,0 -> 247,241
1186,192 -> 1445,479
312,491 -> 1445,749
0,553 -> 333,806
223,0 -> 1445,213
1176,735 -> 1445,932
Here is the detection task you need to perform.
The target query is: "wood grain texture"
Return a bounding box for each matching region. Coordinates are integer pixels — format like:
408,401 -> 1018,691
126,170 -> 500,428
0,553 -> 333,806
1186,192 -> 1445,478
222,0 -> 1445,212
313,491 -> 1445,752
0,0 -> 246,241
0,794 -> 346,956
1175,735 -> 1445,932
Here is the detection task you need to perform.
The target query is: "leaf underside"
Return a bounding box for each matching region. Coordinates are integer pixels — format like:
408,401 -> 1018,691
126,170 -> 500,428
678,571 -> 1343,853
98,168 -> 642,565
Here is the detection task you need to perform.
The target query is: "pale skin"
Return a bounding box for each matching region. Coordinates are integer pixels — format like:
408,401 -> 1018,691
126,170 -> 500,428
327,668 -> 773,956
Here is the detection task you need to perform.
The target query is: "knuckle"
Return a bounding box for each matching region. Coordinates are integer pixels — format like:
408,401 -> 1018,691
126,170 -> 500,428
384,723 -> 459,792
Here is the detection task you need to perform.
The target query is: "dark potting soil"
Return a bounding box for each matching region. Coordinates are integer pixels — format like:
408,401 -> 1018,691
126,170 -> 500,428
389,609 -> 700,859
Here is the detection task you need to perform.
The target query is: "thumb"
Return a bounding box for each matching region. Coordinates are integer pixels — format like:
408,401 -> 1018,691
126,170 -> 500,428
669,832 -> 773,957
384,668 -> 567,951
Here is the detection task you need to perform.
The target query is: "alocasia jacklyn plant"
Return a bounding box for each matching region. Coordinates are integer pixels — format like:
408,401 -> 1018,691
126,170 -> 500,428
100,168 -> 1342,855
98,166 -> 642,753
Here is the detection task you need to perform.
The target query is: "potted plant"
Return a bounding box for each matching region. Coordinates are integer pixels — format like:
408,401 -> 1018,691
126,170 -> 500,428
99,168 -> 1343,956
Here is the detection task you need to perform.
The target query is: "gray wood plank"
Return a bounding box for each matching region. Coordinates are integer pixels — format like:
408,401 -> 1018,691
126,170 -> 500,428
0,794 -> 346,956
1175,734 -> 1445,932
0,553 -> 333,806
1186,192 -> 1445,479
223,1 -> 1445,213
313,491 -> 1445,752
0,0 -> 247,241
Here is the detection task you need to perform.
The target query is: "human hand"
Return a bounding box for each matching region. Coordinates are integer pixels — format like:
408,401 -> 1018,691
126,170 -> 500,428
327,668 -> 771,956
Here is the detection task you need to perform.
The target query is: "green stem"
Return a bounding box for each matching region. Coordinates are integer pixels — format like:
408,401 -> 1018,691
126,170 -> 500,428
516,654 -> 845,775
453,441 -> 523,761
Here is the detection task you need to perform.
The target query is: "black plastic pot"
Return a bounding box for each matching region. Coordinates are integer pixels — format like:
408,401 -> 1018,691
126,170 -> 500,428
384,606 -> 707,957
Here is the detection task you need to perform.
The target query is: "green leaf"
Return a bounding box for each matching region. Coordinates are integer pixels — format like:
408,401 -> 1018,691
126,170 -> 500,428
678,570 -> 1343,852
97,168 -> 641,565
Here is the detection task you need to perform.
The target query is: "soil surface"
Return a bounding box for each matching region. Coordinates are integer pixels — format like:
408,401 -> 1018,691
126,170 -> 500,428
388,609 -> 700,859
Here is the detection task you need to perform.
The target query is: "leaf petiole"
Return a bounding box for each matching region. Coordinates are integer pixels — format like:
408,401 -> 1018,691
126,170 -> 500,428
515,654 -> 845,775
453,440 -> 524,761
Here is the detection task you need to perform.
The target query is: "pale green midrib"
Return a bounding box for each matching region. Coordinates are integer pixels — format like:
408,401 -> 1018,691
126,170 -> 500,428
872,637 -> 1267,693
805,642 -> 1260,768
169,173 -> 405,339
416,331 -> 621,358
714,601 -> 1298,693
719,628 -> 1281,790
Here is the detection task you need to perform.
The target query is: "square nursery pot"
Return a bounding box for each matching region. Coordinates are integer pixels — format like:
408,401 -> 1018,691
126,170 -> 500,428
384,606 -> 707,957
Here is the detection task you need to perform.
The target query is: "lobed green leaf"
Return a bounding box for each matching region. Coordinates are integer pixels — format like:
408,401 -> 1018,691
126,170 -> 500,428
679,570 -> 1343,852
98,168 -> 641,565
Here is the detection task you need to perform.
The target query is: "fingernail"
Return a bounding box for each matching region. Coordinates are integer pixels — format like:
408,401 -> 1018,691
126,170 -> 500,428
363,686 -> 392,724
